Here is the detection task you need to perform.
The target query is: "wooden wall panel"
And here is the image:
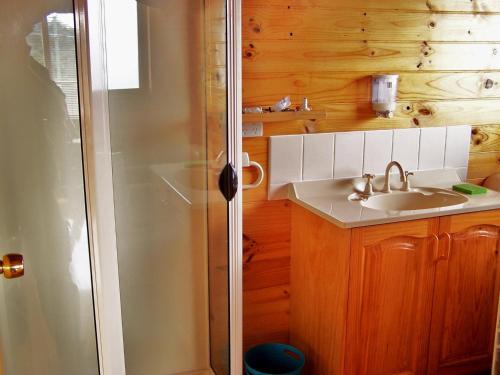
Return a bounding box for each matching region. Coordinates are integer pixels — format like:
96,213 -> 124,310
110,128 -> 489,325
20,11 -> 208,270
242,0 -> 500,350
243,200 -> 291,350
244,72 -> 500,106
472,125 -> 500,152
468,151 -> 500,179
244,0 -> 500,13
244,41 -> 500,73
243,285 -> 290,350
243,101 -> 500,133
244,8 -> 500,42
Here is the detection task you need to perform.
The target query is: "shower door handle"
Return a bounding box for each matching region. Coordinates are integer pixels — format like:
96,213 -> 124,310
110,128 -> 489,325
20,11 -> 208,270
0,254 -> 24,279
219,163 -> 238,202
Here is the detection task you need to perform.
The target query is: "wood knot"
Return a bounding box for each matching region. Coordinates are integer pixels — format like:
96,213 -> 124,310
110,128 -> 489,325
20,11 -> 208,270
418,108 -> 432,116
294,79 -> 306,88
413,118 -> 420,126
248,18 -> 262,34
243,47 -> 257,59
471,127 -> 483,144
485,78 -> 495,89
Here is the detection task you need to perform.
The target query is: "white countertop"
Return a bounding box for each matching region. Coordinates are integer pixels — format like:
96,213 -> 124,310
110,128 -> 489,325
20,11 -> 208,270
288,169 -> 500,228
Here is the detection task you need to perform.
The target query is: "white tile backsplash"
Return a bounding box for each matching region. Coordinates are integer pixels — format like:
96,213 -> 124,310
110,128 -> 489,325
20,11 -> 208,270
303,133 -> 334,181
392,128 -> 421,171
269,135 -> 303,184
267,126 -> 471,199
363,130 -> 393,175
268,184 -> 290,200
419,127 -> 447,170
445,125 -> 471,168
334,131 -> 365,179
456,167 -> 468,182
268,135 -> 303,199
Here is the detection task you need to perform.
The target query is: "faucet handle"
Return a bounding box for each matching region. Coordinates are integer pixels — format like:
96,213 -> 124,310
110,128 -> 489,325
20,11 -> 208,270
362,174 -> 375,195
402,171 -> 414,191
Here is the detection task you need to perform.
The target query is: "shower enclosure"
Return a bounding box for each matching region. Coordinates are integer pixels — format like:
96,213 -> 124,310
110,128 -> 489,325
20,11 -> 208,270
0,0 -> 241,373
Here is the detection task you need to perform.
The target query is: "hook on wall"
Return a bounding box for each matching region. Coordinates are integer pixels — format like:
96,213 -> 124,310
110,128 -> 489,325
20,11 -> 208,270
242,152 -> 264,190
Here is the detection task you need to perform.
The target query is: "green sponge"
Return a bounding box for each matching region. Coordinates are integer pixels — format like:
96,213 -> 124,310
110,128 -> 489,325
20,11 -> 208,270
452,183 -> 488,195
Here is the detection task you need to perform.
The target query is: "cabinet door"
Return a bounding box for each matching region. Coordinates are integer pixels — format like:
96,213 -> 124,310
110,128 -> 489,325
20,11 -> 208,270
345,220 -> 439,375
428,211 -> 500,375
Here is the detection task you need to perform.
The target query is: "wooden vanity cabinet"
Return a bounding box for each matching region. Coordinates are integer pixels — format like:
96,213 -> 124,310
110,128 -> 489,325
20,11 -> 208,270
345,219 -> 440,375
290,204 -> 351,375
428,210 -> 500,375
289,204 -> 500,375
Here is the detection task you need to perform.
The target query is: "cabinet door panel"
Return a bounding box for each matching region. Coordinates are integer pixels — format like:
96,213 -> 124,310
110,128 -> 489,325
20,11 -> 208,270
429,221 -> 500,374
346,223 -> 438,375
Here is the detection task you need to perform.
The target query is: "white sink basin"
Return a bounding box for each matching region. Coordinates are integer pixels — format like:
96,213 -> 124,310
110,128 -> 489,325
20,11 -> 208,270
352,187 -> 468,211
288,170 -> 500,228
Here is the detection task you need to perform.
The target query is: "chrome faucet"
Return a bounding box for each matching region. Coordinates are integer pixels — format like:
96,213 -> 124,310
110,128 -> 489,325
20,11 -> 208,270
382,161 -> 413,193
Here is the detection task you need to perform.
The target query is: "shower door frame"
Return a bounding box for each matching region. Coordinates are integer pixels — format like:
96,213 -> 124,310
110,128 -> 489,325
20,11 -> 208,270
74,0 -> 243,373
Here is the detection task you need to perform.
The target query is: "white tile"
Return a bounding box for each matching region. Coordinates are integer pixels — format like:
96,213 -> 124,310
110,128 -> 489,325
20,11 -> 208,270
303,133 -> 335,181
445,125 -> 471,168
334,131 -> 365,179
392,128 -> 420,171
268,135 -> 303,185
363,130 -> 393,175
456,167 -> 468,182
268,184 -> 290,200
418,127 -> 447,170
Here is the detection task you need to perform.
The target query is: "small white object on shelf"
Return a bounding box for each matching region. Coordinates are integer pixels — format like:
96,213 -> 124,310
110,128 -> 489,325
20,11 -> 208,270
270,96 -> 291,112
300,97 -> 311,111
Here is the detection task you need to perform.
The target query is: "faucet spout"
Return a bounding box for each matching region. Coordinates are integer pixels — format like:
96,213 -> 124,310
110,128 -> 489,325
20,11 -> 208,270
383,161 -> 405,193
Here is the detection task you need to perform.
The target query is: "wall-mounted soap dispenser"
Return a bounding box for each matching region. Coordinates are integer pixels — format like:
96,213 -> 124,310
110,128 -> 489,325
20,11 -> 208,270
372,74 -> 399,118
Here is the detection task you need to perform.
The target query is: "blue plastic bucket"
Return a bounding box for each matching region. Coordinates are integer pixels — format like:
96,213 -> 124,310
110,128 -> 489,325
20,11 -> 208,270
244,343 -> 305,375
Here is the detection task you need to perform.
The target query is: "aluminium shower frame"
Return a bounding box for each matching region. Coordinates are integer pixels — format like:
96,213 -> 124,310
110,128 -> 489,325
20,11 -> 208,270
74,0 -> 243,373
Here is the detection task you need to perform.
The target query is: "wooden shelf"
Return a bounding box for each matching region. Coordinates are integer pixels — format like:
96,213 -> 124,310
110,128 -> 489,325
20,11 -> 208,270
242,110 -> 327,123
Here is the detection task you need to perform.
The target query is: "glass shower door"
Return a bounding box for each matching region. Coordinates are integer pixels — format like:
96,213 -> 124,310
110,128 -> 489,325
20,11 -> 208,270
103,0 -> 231,374
0,1 -> 99,374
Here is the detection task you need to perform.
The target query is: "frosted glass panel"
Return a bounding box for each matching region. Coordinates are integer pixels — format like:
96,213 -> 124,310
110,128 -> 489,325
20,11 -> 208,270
105,0 -> 229,374
0,1 -> 99,374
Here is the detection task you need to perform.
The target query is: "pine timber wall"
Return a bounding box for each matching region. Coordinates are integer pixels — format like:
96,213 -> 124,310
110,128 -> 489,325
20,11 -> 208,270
242,0 -> 500,350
